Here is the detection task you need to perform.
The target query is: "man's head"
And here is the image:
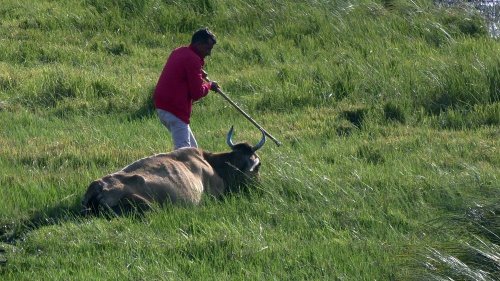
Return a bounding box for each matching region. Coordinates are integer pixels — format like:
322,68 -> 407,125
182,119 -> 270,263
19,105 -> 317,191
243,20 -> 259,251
191,28 -> 216,58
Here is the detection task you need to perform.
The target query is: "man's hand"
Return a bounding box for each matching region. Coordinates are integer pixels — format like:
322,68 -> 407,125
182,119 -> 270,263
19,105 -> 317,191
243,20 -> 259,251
202,70 -> 219,91
210,81 -> 219,92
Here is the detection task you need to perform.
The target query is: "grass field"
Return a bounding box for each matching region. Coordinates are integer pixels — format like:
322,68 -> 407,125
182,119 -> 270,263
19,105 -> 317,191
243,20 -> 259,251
1,0 -> 499,280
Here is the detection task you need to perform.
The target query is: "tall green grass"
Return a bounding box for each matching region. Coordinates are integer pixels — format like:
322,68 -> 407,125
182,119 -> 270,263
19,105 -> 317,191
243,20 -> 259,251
1,0 -> 499,280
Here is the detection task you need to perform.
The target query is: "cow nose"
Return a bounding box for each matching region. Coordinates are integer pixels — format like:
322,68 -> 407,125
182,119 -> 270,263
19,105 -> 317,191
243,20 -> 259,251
249,159 -> 261,172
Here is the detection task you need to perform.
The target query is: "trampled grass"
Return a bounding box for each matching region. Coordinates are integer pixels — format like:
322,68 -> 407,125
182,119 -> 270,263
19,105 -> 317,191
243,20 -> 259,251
1,0 -> 499,280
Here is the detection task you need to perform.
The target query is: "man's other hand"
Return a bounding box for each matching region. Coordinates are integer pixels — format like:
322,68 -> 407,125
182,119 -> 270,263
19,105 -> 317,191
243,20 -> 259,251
210,81 -> 219,92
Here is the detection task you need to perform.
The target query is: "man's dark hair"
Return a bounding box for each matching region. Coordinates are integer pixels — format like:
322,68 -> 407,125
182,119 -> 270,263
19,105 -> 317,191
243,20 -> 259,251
191,28 -> 217,45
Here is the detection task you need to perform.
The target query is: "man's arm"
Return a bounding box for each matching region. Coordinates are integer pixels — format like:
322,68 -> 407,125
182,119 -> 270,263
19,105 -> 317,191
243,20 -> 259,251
185,59 -> 211,101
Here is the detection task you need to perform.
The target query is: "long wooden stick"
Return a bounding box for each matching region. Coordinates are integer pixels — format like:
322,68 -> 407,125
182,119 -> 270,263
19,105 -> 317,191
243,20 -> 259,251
214,87 -> 282,147
204,73 -> 281,146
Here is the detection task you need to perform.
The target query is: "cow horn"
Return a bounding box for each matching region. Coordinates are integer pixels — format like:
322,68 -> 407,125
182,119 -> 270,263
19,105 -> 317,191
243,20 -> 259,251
226,126 -> 236,149
252,130 -> 266,152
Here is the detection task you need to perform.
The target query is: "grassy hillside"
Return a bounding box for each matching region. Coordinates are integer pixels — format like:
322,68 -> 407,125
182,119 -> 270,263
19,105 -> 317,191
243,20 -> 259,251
1,0 -> 499,280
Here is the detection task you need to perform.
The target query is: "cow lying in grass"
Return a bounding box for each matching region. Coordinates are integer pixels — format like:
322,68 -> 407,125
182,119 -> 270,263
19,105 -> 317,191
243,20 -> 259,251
81,126 -> 265,215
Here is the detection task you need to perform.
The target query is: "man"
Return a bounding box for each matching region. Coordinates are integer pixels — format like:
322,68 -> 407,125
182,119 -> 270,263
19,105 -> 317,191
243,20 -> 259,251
154,28 -> 219,150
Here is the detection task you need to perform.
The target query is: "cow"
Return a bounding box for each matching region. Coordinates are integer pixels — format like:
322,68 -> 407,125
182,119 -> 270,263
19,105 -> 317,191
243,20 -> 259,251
81,126 -> 265,215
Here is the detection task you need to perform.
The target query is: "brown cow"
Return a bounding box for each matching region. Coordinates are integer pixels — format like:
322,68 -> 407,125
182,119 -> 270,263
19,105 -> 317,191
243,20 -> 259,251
81,126 -> 265,215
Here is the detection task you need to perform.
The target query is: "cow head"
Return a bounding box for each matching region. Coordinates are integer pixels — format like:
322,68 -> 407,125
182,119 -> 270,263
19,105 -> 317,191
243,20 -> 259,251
226,125 -> 265,174
207,126 -> 266,193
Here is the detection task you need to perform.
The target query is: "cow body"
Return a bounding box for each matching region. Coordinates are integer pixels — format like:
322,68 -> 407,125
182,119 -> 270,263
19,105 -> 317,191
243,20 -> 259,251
82,127 -> 265,215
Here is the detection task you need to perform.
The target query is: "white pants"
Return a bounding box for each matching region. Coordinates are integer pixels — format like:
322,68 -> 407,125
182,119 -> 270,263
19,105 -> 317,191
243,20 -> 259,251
156,109 -> 198,150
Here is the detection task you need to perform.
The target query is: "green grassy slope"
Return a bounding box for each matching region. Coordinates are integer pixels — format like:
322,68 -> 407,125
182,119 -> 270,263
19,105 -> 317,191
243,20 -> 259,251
1,0 -> 499,280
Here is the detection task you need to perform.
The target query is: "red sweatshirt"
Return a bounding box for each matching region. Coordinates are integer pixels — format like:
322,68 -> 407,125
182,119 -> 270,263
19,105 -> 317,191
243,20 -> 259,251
154,45 -> 212,124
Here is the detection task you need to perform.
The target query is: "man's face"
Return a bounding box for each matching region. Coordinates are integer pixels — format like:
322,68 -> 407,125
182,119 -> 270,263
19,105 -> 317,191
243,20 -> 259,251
199,38 -> 215,58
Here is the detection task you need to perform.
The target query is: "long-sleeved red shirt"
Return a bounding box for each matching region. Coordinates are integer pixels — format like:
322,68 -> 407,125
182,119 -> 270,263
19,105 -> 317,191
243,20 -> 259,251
153,45 -> 212,124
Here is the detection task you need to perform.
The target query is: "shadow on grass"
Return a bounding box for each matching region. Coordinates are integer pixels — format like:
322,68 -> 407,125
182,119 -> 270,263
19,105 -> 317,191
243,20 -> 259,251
0,200 -> 82,245
0,199 -> 151,247
0,198 -> 80,267
0,197 -> 150,270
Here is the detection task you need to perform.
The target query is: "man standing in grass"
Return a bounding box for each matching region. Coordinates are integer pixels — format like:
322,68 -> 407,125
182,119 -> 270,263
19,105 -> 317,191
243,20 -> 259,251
154,28 -> 219,150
